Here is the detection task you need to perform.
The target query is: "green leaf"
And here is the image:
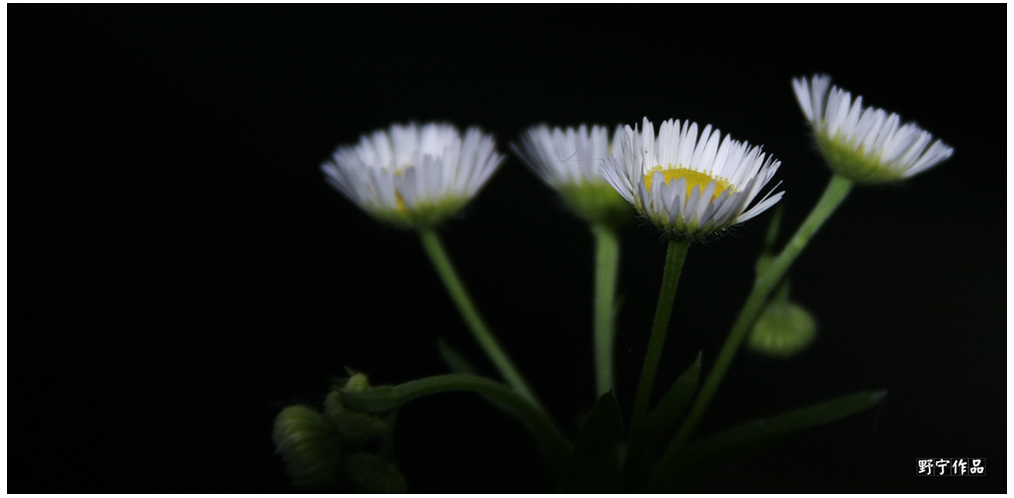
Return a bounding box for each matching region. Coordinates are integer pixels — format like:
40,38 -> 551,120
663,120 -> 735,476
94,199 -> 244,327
622,353 -> 701,492
764,204 -> 784,251
643,352 -> 701,440
755,205 -> 784,276
563,392 -> 624,493
653,390 -> 886,491
437,338 -> 480,376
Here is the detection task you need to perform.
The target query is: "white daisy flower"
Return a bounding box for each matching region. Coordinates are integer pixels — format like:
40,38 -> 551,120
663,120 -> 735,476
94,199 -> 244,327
321,122 -> 505,228
792,74 -> 954,184
602,117 -> 783,240
512,124 -> 630,225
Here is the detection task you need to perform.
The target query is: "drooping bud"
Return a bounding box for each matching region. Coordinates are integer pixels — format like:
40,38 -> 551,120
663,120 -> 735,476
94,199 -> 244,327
344,372 -> 371,392
344,453 -> 407,493
325,390 -> 388,443
273,405 -> 342,491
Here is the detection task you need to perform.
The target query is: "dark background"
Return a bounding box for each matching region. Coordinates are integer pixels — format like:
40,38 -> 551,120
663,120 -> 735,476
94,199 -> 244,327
19,5 -> 1005,493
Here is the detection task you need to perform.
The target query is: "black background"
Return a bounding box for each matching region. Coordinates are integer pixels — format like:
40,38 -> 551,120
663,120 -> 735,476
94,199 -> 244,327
19,5 -> 1005,493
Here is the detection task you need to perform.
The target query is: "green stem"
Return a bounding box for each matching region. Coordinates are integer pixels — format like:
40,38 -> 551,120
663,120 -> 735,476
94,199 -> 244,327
417,229 -> 544,412
592,224 -> 621,397
651,174 -> 854,487
631,238 -> 691,429
338,374 -> 571,471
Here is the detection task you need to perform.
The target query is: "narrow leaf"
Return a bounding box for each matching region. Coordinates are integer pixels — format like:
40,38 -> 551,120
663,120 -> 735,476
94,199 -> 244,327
643,351 -> 702,440
622,353 -> 701,492
563,392 -> 624,493
764,204 -> 783,251
653,390 -> 886,491
437,338 -> 479,376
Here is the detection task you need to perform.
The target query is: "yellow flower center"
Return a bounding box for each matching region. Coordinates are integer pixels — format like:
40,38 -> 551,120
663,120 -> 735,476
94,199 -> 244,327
643,164 -> 735,202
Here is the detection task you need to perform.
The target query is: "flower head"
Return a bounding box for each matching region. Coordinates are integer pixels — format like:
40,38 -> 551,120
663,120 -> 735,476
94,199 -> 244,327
321,122 -> 505,229
273,405 -> 341,491
792,74 -> 954,184
601,118 -> 783,241
512,124 -> 631,226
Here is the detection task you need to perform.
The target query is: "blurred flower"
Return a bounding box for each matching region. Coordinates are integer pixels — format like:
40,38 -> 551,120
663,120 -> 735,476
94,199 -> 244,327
512,124 -> 631,226
273,405 -> 342,491
321,122 -> 505,228
602,118 -> 783,240
792,74 -> 953,183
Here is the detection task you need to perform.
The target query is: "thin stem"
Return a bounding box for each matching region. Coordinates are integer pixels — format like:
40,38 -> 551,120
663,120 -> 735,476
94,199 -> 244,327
417,228 -> 544,412
631,238 -> 691,429
339,374 -> 571,472
651,174 -> 854,487
592,224 -> 622,397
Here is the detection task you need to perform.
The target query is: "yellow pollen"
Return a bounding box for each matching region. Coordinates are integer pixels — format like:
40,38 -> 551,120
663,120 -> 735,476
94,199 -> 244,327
643,164 -> 735,202
392,165 -> 412,212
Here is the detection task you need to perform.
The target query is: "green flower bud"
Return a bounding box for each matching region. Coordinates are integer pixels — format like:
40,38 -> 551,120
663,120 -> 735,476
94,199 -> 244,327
273,405 -> 342,491
344,453 -> 407,493
325,391 -> 388,443
344,372 -> 371,392
747,299 -> 818,359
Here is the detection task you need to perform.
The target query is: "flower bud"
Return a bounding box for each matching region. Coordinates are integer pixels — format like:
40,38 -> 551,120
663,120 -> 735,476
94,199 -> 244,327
344,372 -> 371,392
344,453 -> 407,493
273,405 -> 342,491
325,391 -> 388,443
747,299 -> 817,358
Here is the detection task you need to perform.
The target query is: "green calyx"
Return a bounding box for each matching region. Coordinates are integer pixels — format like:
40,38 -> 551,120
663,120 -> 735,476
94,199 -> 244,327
640,210 -> 734,244
367,196 -> 470,230
558,182 -> 633,228
815,132 -> 905,184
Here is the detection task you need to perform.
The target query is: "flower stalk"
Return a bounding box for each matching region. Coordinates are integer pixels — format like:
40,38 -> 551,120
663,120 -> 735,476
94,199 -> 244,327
417,228 -> 544,412
652,173 -> 854,484
631,238 -> 691,429
338,374 -> 571,472
592,223 -> 622,397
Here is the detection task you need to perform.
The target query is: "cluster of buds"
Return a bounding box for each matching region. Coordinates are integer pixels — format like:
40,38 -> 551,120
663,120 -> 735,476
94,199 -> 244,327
273,373 -> 405,492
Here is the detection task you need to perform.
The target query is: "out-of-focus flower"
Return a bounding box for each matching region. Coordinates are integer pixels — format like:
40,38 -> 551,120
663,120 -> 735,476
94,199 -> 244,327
512,124 -> 631,225
321,122 -> 505,228
792,74 -> 953,183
